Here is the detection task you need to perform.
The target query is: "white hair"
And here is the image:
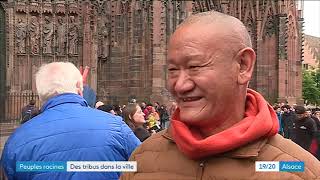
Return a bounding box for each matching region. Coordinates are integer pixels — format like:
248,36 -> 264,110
35,62 -> 83,102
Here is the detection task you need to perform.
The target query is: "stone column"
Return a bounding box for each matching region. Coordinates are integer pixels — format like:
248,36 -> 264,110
150,0 -> 167,104
277,14 -> 288,103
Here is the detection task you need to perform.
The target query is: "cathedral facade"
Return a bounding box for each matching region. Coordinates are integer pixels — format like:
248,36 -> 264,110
0,0 -> 304,112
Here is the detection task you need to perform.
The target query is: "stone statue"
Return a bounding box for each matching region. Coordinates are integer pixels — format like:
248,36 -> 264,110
43,16 -> 54,54
56,16 -> 66,55
16,18 -> 27,54
101,23 -> 110,58
29,16 -> 40,54
68,16 -> 78,55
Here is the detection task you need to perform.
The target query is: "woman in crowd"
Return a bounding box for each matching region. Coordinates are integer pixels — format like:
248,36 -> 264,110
123,103 -> 151,142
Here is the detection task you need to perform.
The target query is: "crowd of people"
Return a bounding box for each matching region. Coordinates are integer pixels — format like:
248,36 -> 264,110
273,103 -> 320,160
94,99 -> 177,140
1,10 -> 320,180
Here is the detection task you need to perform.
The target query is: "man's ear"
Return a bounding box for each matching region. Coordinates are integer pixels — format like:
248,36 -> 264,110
129,114 -> 132,120
236,47 -> 256,85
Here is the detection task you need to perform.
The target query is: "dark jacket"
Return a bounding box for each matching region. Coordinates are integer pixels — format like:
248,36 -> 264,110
20,104 -> 39,124
134,127 -> 151,142
1,93 -> 141,180
311,116 -> 320,160
292,116 -> 318,151
158,106 -> 169,128
281,111 -> 295,139
311,116 -> 320,141
126,121 -> 151,142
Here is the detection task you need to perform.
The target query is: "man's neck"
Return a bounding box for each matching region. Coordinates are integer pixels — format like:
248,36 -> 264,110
194,103 -> 245,138
199,109 -> 245,138
202,90 -> 247,137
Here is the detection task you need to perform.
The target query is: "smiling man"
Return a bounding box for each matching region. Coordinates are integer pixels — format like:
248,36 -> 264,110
121,11 -> 320,180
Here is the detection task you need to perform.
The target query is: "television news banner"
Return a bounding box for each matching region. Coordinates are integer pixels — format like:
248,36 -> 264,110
0,0 -> 303,175
16,161 -> 304,173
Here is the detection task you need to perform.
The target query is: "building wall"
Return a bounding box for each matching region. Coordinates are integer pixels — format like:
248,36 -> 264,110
1,0 -> 303,105
303,44 -> 318,70
303,35 -> 320,70
0,3 -> 6,118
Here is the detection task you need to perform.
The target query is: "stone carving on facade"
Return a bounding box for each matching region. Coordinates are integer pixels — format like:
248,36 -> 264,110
68,16 -> 78,55
120,0 -> 129,14
279,16 -> 288,60
56,1 -> 66,14
15,18 -> 27,54
220,2 -> 229,14
43,1 -> 53,14
288,15 -> 297,38
100,22 -> 110,59
193,0 -> 219,12
1,0 -> 304,105
242,1 -> 256,49
29,0 -> 40,14
264,14 -> 276,37
56,16 -> 66,55
68,0 -> 78,15
43,16 -> 53,54
29,16 -> 40,54
15,0 -> 26,4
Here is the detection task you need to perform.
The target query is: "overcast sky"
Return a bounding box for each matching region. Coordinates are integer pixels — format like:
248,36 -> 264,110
303,1 -> 320,37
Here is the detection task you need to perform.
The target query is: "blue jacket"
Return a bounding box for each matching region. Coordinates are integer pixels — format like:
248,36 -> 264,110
0,93 -> 141,180
276,112 -> 283,134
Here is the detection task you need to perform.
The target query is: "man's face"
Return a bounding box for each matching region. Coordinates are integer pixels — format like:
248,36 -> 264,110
167,23 -> 240,125
306,110 -> 311,117
296,113 -> 307,120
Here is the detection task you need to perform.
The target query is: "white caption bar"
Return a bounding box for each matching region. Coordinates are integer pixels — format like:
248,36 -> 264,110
66,161 -> 137,172
255,161 -> 279,172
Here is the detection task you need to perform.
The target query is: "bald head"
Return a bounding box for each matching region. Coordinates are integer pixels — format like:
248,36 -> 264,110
177,11 -> 252,51
167,10 -> 256,133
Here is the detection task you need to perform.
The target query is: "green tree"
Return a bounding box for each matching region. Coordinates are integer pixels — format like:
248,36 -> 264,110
313,69 -> 320,88
302,70 -> 320,105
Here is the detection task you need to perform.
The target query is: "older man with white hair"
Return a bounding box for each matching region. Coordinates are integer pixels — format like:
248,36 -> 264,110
1,62 -> 140,180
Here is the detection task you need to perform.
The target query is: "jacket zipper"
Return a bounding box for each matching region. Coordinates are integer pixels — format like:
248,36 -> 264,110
196,161 -> 205,180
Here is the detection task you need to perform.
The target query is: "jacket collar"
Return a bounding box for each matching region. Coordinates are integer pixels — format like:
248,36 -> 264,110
162,128 -> 268,159
41,93 -> 88,112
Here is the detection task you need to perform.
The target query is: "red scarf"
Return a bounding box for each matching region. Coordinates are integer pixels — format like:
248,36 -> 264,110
171,89 -> 279,160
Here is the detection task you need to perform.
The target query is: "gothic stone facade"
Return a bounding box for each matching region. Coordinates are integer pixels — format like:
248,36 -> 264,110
0,0 -> 304,106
